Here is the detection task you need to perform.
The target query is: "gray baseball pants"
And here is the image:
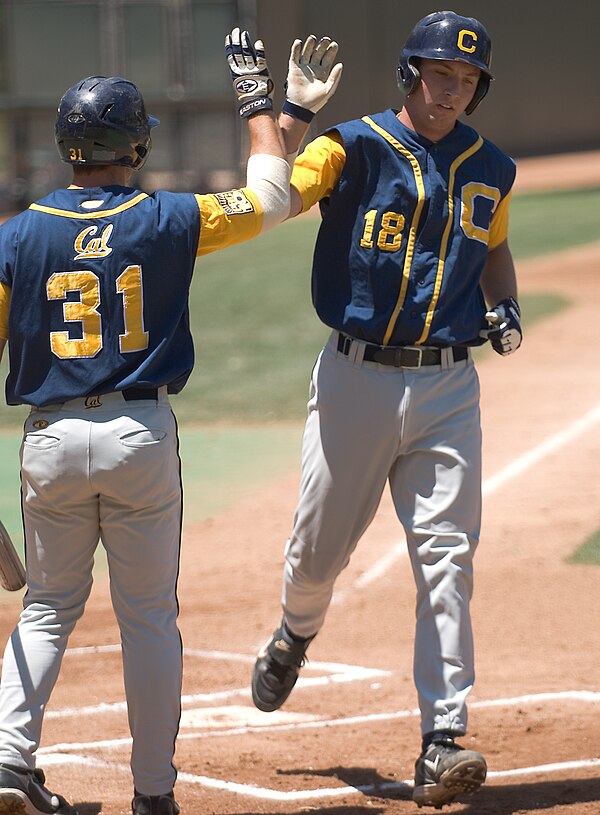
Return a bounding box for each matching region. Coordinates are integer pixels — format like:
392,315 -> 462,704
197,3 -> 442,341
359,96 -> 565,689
282,331 -> 482,735
0,389 -> 183,795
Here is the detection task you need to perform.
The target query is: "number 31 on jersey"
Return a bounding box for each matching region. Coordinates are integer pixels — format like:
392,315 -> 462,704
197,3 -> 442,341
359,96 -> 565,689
46,267 -> 149,359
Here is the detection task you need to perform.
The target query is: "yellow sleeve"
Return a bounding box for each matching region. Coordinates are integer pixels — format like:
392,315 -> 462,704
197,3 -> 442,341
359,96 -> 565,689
291,132 -> 347,213
488,191 -> 512,250
195,186 -> 264,257
0,281 -> 10,339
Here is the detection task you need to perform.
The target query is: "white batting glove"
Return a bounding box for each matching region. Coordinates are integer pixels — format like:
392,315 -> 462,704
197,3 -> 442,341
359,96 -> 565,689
479,297 -> 523,356
225,27 -> 274,119
282,35 -> 343,122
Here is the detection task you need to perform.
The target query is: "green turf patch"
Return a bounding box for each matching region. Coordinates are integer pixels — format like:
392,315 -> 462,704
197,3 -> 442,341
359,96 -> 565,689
0,432 -> 23,555
178,423 -> 303,524
509,187 -> 600,259
178,217 -> 327,424
566,528 -> 600,565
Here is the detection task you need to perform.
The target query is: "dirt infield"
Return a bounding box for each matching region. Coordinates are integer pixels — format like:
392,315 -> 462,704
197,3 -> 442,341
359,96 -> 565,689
1,187 -> 599,812
513,150 -> 600,193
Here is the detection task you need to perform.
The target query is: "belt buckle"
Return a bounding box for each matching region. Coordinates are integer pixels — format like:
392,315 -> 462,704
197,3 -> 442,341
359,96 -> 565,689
400,346 -> 423,369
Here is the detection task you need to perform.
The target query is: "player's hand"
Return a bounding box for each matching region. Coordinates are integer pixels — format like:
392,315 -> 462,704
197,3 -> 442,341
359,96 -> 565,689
225,27 -> 274,119
283,36 -> 343,121
479,296 -> 522,355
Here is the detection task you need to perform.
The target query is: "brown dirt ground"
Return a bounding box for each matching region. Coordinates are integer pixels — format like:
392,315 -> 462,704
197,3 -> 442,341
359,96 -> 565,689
1,156 -> 600,814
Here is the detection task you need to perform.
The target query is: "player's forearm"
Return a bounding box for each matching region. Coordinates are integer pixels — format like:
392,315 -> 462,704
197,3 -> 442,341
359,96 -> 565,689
247,110 -> 286,159
245,112 -> 291,230
279,112 -> 311,161
480,240 -> 518,307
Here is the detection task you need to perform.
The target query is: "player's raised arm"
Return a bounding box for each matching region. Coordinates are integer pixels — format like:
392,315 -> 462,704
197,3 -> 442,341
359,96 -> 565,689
225,27 -> 290,230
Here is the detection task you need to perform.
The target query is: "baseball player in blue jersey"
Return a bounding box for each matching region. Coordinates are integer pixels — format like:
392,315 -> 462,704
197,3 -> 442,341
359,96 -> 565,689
0,28 -> 340,815
252,11 -> 522,809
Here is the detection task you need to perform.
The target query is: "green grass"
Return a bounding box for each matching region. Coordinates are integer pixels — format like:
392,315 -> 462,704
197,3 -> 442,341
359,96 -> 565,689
178,422 -> 303,524
0,432 -> 22,553
567,529 -> 600,566
177,217 -> 327,424
509,187 -> 600,259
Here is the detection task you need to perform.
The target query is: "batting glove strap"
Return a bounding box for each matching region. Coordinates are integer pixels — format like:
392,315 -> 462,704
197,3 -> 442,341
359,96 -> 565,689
480,296 -> 523,356
226,28 -> 275,120
238,95 -> 274,119
503,296 -> 521,318
281,100 -> 315,123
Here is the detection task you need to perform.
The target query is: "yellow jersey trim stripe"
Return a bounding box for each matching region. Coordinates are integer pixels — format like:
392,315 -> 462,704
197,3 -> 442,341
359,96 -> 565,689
0,280 -> 10,339
362,116 -> 426,347
417,136 -> 484,345
29,192 -> 149,219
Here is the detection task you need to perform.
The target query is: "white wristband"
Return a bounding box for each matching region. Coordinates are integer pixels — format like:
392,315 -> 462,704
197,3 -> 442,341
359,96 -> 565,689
246,154 -> 291,232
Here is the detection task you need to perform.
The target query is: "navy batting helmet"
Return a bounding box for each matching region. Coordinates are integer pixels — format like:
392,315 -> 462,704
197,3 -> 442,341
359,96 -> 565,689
55,76 -> 159,169
397,11 -> 493,115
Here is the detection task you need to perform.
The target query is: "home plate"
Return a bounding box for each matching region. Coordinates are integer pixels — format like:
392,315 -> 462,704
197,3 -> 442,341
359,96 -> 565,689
180,705 -> 318,729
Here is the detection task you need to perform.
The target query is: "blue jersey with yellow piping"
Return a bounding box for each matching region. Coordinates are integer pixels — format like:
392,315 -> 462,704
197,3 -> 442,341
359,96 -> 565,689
0,182 -> 263,406
293,109 -> 516,347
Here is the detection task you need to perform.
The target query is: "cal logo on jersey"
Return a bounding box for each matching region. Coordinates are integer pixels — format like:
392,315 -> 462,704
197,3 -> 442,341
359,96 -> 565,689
214,189 -> 255,216
73,223 -> 114,261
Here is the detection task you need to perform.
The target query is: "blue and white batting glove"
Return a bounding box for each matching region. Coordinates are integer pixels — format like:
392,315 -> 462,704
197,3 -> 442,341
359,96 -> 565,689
225,28 -> 274,119
282,35 -> 343,123
479,296 -> 523,356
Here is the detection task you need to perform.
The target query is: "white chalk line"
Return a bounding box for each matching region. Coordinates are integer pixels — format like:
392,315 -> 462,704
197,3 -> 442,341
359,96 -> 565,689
39,689 -> 600,754
481,401 -> 600,496
44,649 -> 389,719
38,751 -> 600,802
335,400 -> 600,597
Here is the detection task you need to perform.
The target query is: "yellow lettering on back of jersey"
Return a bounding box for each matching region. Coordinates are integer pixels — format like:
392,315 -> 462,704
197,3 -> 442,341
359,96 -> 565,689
74,223 -> 114,260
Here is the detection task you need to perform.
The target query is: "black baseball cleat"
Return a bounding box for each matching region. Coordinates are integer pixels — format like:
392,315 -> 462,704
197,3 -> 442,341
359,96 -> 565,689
412,733 -> 487,809
251,621 -> 315,712
0,763 -> 79,815
132,791 -> 180,815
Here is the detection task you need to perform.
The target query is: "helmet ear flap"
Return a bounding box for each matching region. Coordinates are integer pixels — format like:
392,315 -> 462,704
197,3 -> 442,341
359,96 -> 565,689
465,75 -> 491,115
132,140 -> 152,169
397,58 -> 420,98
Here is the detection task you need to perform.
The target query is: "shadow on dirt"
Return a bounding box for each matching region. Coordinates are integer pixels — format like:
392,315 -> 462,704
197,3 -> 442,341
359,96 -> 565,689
460,776 -> 600,813
277,764 -> 412,800
269,767 -> 600,812
73,804 -> 102,815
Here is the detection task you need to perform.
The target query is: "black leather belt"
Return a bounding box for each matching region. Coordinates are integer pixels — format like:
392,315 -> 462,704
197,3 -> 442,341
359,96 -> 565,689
337,333 -> 468,369
121,387 -> 159,401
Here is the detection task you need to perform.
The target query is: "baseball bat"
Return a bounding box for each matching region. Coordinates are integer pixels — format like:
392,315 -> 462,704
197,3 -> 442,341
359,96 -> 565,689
0,519 -> 26,591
